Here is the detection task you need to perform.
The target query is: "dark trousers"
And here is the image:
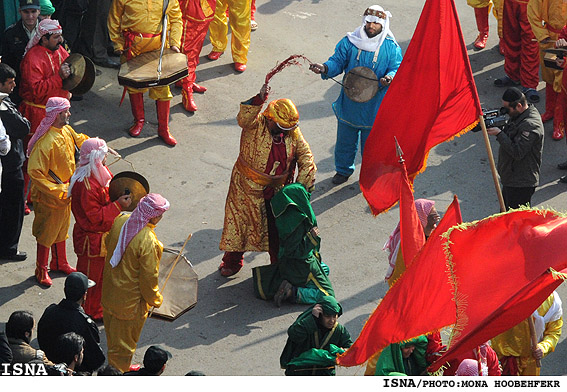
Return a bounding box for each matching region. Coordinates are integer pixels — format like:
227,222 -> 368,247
0,168 -> 25,256
76,0 -> 112,61
502,185 -> 535,210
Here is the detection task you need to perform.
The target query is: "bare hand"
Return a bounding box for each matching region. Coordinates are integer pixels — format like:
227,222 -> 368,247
532,344 -> 544,360
309,63 -> 325,74
115,49 -> 124,56
59,63 -> 71,79
310,226 -> 320,237
486,127 -> 501,136
424,210 -> 440,237
556,57 -> 566,68
556,38 -> 567,48
117,194 -> 132,209
170,46 -> 180,53
260,83 -> 270,100
312,304 -> 323,318
380,75 -> 393,87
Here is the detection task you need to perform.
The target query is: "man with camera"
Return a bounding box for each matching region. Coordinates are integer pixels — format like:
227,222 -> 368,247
486,87 -> 544,210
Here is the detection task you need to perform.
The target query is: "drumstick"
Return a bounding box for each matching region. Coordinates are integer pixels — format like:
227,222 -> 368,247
148,233 -> 193,318
528,315 -> 542,368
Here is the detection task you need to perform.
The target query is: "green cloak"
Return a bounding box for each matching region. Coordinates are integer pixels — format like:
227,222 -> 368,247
374,336 -> 429,376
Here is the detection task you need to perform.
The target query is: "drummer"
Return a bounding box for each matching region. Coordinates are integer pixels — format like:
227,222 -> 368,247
69,138 -> 132,320
309,5 -> 402,185
108,0 -> 183,146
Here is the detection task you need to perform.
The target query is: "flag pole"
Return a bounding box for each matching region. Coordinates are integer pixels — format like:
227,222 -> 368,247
394,136 -> 404,163
478,115 -> 506,212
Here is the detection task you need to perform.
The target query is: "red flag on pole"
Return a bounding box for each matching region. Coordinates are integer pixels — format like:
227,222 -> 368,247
359,0 -> 482,215
337,196 -> 462,367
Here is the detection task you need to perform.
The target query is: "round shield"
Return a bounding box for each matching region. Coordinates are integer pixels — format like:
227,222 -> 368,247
62,53 -> 96,95
343,66 -> 380,103
108,171 -> 150,212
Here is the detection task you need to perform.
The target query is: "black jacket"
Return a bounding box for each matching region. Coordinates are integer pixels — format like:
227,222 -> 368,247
0,93 -> 30,171
37,299 -> 105,373
496,104 -> 544,188
0,331 -> 12,365
0,20 -> 32,104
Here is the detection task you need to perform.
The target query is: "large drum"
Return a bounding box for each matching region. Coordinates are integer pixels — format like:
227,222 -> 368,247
118,49 -> 188,89
151,248 -> 198,321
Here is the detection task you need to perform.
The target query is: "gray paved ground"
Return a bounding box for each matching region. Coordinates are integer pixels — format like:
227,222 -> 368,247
0,0 -> 566,377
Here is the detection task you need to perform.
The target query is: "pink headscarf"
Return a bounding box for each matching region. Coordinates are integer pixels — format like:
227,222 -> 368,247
383,198 -> 435,281
456,359 -> 480,376
67,138 -> 112,196
109,193 -> 170,267
24,19 -> 63,56
26,97 -> 70,157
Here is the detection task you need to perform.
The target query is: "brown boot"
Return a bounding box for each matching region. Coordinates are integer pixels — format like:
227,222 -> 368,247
156,100 -> 177,146
35,243 -> 52,287
473,7 -> 489,50
49,241 -> 76,275
128,93 -> 145,137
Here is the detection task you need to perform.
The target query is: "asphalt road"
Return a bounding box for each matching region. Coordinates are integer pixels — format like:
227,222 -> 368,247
0,0 -> 566,378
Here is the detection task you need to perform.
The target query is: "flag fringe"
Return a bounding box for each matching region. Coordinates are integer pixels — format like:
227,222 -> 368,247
550,267 -> 567,281
411,119 -> 480,179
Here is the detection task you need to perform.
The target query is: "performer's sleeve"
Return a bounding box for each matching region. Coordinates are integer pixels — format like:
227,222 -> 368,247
20,55 -> 64,103
385,41 -> 403,78
82,185 -> 122,231
527,0 -> 548,43
538,317 -> 563,357
167,0 -> 183,48
107,0 -> 126,51
28,147 -> 68,200
560,25 -> 567,41
287,314 -> 316,343
236,102 -> 263,130
138,233 -> 164,308
279,219 -> 320,259
495,126 -> 540,160
322,38 -> 349,79
294,130 -> 316,192
486,346 -> 502,376
338,325 -> 353,349
70,128 -> 89,148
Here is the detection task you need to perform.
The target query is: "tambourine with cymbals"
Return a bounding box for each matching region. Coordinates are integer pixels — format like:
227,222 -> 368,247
108,171 -> 150,212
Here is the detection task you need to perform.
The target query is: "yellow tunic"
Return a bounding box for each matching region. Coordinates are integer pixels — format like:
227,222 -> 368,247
108,0 -> 183,99
527,0 -> 567,92
491,293 -> 563,375
27,125 -> 88,247
101,213 -> 164,372
219,103 -> 316,252
208,0 -> 251,64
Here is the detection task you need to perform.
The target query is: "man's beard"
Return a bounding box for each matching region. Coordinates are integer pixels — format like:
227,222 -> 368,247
365,27 -> 381,38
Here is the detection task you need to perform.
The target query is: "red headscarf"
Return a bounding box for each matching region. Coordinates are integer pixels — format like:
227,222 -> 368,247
26,97 -> 70,157
109,193 -> 170,267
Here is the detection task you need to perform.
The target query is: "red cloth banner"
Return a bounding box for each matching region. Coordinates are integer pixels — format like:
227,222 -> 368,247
399,161 -> 425,270
359,0 -> 482,215
337,196 -> 462,367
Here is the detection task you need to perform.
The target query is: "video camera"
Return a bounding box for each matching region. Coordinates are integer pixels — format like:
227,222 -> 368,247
471,108 -> 508,132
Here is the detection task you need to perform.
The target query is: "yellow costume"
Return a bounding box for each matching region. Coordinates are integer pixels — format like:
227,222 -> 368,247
527,0 -> 567,93
101,213 -> 164,372
208,0 -> 251,64
107,0 -> 183,100
27,125 -> 88,247
108,0 -> 183,145
491,292 -> 563,376
219,101 -> 316,253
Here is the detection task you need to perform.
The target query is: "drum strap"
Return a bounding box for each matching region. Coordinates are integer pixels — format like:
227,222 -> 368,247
356,48 -> 379,64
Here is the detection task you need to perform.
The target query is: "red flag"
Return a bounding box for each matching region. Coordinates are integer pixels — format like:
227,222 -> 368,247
399,159 -> 425,270
427,210 -> 567,372
360,0 -> 482,215
337,196 -> 462,367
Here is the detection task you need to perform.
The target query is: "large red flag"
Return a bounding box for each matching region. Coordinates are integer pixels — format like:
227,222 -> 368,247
337,196 -> 462,367
337,208 -> 567,369
360,0 -> 482,215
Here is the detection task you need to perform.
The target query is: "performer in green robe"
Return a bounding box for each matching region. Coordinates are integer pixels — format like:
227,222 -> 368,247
252,183 -> 334,306
280,296 -> 352,376
374,335 -> 430,376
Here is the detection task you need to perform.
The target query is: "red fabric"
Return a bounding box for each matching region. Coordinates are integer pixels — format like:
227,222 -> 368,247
359,0 -> 481,216
71,177 -> 121,257
426,332 -> 447,365
399,162 -> 425,270
337,196 -> 462,367
427,210 -> 567,372
502,0 -> 539,89
179,0 -> 216,90
500,356 -> 520,376
18,45 -> 70,134
76,254 -> 104,320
